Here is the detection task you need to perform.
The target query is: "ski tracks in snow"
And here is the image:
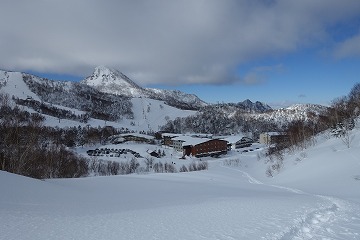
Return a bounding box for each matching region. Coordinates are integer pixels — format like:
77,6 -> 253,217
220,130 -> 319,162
276,197 -> 338,240
277,196 -> 360,240
221,163 -> 360,239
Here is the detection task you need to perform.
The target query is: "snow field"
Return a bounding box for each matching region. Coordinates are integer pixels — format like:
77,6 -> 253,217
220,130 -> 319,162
1,101 -> 360,239
0,167 -> 335,240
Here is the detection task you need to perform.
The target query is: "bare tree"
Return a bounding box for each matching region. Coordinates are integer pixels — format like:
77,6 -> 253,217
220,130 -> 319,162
144,157 -> 154,171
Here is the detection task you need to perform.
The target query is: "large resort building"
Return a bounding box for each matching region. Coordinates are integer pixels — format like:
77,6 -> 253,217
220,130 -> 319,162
259,132 -> 289,145
165,134 -> 228,158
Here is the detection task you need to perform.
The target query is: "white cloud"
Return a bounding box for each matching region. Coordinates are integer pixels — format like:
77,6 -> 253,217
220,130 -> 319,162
241,64 -> 284,85
253,64 -> 284,73
242,72 -> 265,85
0,0 -> 360,85
334,33 -> 360,59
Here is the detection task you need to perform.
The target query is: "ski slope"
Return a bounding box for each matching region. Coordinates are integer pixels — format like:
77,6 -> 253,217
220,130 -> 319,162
0,71 -> 41,101
123,97 -> 196,132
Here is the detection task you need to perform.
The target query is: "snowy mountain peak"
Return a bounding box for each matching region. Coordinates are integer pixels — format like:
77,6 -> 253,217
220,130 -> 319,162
81,66 -> 144,96
238,99 -> 272,113
94,66 -> 139,87
81,66 -> 207,110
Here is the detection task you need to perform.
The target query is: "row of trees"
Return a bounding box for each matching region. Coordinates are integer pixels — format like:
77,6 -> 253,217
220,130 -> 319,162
87,157 -> 208,176
14,97 -> 90,123
161,107 -> 279,138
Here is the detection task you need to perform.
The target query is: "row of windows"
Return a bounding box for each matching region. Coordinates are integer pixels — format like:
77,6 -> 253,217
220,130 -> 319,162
195,142 -> 226,153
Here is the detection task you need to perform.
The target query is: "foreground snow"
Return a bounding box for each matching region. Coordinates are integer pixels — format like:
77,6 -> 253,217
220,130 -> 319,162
1,167 -> 353,240
1,130 -> 360,239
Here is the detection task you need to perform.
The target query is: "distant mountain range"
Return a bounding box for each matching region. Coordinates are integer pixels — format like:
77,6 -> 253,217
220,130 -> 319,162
81,66 -> 275,113
0,66 -> 328,133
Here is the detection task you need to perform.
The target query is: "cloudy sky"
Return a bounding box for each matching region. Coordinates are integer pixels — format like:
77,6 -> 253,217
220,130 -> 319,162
1,0 -> 360,107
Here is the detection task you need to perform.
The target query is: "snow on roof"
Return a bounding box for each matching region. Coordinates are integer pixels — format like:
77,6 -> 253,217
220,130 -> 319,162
171,136 -> 196,143
263,132 -> 287,136
162,133 -> 184,138
190,133 -> 213,138
221,135 -> 245,144
182,138 -> 213,147
172,136 -> 227,147
162,133 -> 213,138
119,133 -> 154,140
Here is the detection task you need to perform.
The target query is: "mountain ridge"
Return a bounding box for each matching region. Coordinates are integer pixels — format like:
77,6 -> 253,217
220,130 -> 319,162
81,66 -> 207,110
0,68 -> 329,134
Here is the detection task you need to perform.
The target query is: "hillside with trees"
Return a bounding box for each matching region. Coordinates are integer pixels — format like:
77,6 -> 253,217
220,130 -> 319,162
1,71 -> 360,179
22,73 -> 134,121
0,92 -> 137,179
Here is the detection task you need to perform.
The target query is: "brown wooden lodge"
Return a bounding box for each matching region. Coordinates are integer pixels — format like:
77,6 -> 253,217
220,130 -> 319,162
183,138 -> 228,158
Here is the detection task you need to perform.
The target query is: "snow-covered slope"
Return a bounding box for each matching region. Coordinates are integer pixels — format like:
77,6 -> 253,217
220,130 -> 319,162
81,65 -> 146,97
147,88 -> 208,109
0,70 -> 42,101
1,125 -> 360,239
81,66 -> 208,110
268,130 -> 360,200
123,97 -> 196,132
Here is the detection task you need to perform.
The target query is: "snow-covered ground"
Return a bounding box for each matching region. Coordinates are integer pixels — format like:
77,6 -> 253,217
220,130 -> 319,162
1,128 -> 360,239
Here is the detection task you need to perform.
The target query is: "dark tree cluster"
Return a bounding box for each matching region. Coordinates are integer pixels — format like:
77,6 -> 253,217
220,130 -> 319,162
0,96 -> 88,178
14,97 -> 90,123
325,83 -> 360,131
286,83 -> 360,149
161,106 -> 279,137
88,157 -> 140,176
0,93 -> 134,179
181,161 -> 208,172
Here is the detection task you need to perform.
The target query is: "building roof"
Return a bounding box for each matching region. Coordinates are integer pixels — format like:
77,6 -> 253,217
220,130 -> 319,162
262,132 -> 287,136
162,133 -> 184,138
220,135 -> 245,144
162,133 -> 213,138
172,136 -> 227,147
119,133 -> 154,140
